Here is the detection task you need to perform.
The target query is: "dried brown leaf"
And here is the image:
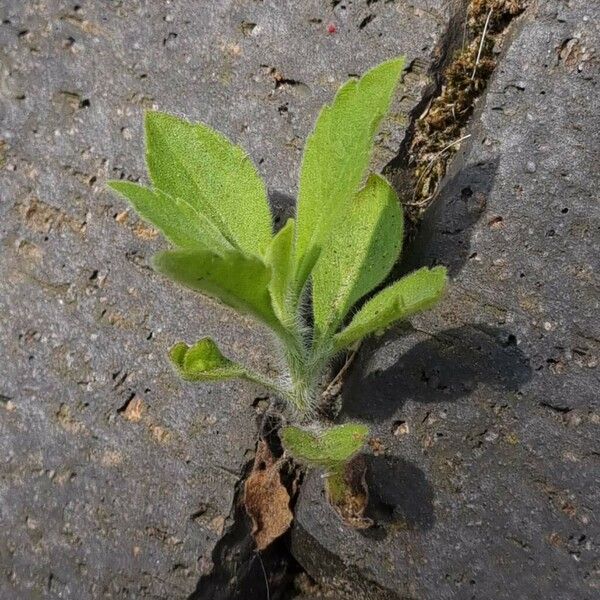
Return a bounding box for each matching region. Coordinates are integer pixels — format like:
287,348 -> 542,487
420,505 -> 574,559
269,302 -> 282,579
243,441 -> 293,550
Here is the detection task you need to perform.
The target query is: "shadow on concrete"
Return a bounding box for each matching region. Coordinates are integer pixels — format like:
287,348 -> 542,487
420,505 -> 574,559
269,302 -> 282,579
398,157 -> 500,279
268,189 -> 295,231
342,324 -> 531,422
360,454 -> 435,540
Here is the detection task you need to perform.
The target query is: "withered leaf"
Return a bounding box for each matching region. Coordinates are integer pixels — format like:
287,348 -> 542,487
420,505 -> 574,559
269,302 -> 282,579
243,441 -> 293,550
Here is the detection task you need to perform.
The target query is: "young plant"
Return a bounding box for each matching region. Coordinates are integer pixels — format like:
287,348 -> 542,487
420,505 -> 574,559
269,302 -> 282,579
108,57 -> 447,511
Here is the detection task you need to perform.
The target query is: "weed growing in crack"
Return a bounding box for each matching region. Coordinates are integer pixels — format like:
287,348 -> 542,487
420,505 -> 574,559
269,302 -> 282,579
108,57 -> 447,524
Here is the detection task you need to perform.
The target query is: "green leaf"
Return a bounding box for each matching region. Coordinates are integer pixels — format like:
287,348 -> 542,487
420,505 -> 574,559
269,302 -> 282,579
281,423 -> 369,468
107,181 -> 233,253
293,57 -> 405,292
319,423 -> 369,462
281,427 -> 323,464
312,174 -> 403,339
152,249 -> 283,333
334,266 -> 448,351
145,111 -> 273,256
169,338 -> 244,381
265,218 -> 295,324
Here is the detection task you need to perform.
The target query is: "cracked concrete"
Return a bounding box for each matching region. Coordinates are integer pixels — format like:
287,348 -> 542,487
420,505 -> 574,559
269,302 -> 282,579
0,1 -> 458,598
292,1 -> 600,598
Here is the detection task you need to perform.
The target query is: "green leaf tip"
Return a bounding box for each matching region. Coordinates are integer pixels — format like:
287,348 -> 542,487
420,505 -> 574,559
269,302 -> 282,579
144,110 -> 273,257
334,265 -> 448,350
293,56 -> 405,292
107,180 -> 233,253
281,423 -> 369,468
169,338 -> 244,381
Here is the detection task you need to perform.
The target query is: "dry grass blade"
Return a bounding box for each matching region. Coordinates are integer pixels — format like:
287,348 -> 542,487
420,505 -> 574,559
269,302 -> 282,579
409,134 -> 472,206
471,8 -> 494,80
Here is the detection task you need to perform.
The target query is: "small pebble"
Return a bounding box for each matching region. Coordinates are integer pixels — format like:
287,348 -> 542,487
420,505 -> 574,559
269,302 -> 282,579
164,32 -> 178,48
393,421 -> 409,436
526,161 -> 536,173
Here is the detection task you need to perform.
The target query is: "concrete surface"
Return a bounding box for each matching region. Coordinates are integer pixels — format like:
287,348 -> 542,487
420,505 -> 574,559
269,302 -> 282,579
0,1 -> 456,598
292,1 -> 600,598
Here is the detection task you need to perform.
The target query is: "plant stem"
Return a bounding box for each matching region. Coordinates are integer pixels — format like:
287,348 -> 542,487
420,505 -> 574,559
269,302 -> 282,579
269,287 -> 336,416
243,369 -> 289,400
284,340 -> 333,416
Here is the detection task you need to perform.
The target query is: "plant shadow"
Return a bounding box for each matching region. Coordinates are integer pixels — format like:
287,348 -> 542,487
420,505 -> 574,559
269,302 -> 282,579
395,157 -> 500,279
359,454 -> 435,540
268,189 -> 296,231
342,324 -> 532,422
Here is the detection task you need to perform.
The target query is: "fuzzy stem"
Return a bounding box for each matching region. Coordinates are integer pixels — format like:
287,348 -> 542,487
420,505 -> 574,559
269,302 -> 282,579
268,282 -> 337,416
242,369 -> 290,400
283,340 -> 333,416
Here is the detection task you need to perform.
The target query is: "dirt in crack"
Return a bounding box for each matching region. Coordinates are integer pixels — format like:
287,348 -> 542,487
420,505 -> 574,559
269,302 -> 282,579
189,413 -> 304,600
385,0 -> 528,225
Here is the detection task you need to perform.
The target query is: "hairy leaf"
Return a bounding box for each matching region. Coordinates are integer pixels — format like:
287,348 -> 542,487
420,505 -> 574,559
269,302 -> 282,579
334,266 -> 448,350
293,58 -> 404,291
152,249 -> 282,332
265,218 -> 295,324
281,423 -> 369,467
169,338 -> 244,381
312,174 -> 403,338
145,111 -> 272,256
320,423 -> 369,462
107,181 -> 232,253
281,427 -> 323,464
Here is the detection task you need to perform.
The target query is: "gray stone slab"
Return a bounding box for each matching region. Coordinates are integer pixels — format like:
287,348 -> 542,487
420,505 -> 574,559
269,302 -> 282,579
292,1 -> 600,598
0,1 -> 453,597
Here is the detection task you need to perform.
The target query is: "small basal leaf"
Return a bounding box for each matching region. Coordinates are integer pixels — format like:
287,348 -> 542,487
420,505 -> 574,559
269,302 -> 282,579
281,423 -> 369,468
145,111 -> 273,256
280,427 -> 323,465
312,174 -> 403,339
334,266 -> 448,351
169,338 -> 244,381
293,58 -> 405,292
265,218 -> 295,324
152,249 -> 283,333
319,423 -> 369,463
107,181 -> 232,253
